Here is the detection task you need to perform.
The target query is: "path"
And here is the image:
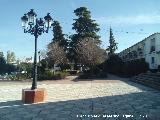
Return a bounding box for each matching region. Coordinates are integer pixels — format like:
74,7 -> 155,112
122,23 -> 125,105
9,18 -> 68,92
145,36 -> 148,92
0,75 -> 160,120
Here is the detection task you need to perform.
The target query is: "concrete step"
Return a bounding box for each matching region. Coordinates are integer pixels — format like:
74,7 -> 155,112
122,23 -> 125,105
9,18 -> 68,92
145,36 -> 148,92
142,72 -> 160,77
134,77 -> 160,86
134,76 -> 160,83
130,78 -> 160,90
130,73 -> 160,90
139,74 -> 160,80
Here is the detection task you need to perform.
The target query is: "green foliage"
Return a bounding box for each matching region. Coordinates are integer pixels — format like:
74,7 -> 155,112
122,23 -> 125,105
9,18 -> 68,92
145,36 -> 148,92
103,55 -> 149,77
59,64 -> 71,71
103,54 -> 125,74
17,63 -> 33,78
38,70 -> 53,80
51,21 -> 68,50
158,65 -> 160,72
79,65 -> 107,79
6,64 -> 17,74
7,51 -> 16,64
0,52 -> 4,58
38,70 -> 69,80
0,56 -> 6,74
8,73 -> 28,80
72,7 -> 100,41
126,59 -> 149,76
38,59 -> 48,74
107,28 -> 118,55
55,71 -> 70,79
68,70 -> 78,75
0,55 -> 17,74
69,7 -> 101,63
47,21 -> 68,68
79,71 -> 107,79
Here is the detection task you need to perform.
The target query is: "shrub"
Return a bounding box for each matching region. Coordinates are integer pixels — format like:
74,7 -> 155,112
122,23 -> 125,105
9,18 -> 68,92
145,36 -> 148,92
68,70 -> 78,75
97,72 -> 108,78
38,70 -> 54,80
126,59 -> 149,76
158,65 -> 160,72
103,54 -> 125,75
17,63 -> 33,78
8,73 -> 28,80
38,70 -> 69,80
150,69 -> 158,73
103,55 -> 149,77
54,71 -> 70,79
78,73 -> 91,79
79,66 -> 107,79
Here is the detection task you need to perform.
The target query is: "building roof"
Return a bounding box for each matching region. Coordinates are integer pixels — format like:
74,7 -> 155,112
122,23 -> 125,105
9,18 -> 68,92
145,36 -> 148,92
119,32 -> 160,54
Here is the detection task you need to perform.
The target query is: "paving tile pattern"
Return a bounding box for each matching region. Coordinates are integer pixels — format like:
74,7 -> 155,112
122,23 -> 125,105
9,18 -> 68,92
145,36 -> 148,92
0,80 -> 160,120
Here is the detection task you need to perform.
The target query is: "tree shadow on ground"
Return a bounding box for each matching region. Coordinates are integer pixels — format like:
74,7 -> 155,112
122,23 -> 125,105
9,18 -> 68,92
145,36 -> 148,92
0,91 -> 160,120
72,74 -> 129,82
72,73 -> 158,92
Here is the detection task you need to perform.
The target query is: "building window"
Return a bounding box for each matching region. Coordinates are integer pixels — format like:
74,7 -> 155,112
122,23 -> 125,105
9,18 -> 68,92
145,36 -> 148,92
150,38 -> 156,52
137,47 -> 143,56
151,57 -> 155,64
150,46 -> 155,52
133,51 -> 137,57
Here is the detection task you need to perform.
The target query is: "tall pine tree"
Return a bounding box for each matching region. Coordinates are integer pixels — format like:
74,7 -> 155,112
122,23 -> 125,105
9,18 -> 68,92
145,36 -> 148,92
107,27 -> 118,55
51,21 -> 68,50
47,20 -> 69,70
69,7 -> 101,63
71,7 -> 101,44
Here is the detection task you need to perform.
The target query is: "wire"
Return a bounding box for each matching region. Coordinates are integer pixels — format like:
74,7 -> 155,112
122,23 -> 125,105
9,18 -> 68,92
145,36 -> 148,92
101,29 -> 150,35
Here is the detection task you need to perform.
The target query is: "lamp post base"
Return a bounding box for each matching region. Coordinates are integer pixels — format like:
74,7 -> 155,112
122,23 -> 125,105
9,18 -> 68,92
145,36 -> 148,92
22,88 -> 47,104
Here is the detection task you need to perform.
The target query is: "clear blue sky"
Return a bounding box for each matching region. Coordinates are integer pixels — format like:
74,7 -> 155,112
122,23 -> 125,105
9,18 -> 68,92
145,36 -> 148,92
0,0 -> 160,60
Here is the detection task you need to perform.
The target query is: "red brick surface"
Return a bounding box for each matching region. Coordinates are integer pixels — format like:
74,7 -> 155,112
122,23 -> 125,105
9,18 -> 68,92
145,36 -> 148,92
22,88 -> 47,104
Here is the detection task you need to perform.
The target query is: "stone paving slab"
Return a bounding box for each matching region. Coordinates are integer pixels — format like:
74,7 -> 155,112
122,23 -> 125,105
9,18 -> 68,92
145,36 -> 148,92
0,78 -> 160,120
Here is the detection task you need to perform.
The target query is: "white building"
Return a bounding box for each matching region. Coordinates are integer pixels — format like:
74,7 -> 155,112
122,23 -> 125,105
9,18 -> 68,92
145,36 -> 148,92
20,57 -> 33,63
25,57 -> 33,63
118,33 -> 160,70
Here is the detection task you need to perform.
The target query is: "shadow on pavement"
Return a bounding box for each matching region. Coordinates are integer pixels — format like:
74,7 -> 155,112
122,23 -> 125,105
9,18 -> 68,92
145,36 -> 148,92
72,74 -> 128,82
0,91 -> 160,120
72,74 -> 159,92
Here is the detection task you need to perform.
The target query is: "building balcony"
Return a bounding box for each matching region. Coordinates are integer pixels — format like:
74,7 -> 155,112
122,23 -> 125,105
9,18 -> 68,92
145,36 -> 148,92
150,46 -> 155,52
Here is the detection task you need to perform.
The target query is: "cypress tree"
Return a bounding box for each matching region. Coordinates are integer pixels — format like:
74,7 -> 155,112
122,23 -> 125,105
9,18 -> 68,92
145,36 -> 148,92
107,27 -> 118,55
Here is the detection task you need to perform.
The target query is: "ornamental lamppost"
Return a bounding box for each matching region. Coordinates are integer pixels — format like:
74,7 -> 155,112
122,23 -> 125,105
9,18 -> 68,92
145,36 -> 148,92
21,9 -> 53,90
38,51 -> 41,63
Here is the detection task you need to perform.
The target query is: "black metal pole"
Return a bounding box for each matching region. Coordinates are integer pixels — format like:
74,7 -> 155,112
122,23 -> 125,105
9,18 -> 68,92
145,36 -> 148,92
31,35 -> 38,90
39,55 -> 41,62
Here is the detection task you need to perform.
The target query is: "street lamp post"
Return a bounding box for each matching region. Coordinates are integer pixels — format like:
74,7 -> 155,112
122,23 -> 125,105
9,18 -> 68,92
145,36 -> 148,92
21,9 -> 53,90
38,51 -> 41,63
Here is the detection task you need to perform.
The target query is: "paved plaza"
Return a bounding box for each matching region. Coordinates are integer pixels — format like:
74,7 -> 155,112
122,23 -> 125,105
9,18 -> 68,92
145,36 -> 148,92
0,75 -> 160,120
